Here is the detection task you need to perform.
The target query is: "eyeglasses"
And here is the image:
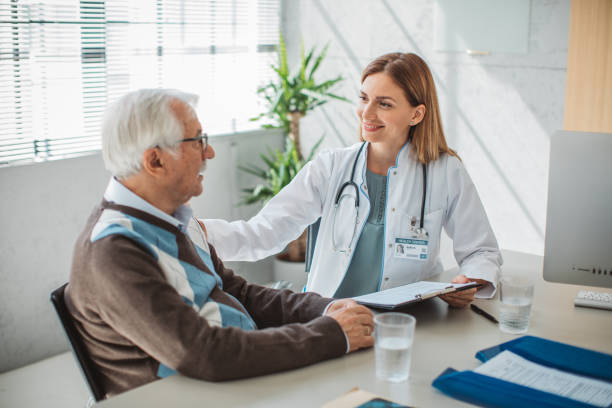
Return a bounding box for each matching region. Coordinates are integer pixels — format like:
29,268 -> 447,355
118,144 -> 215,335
181,132 -> 208,153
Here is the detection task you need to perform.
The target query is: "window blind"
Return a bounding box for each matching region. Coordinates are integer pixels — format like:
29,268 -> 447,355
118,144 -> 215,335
0,0 -> 279,165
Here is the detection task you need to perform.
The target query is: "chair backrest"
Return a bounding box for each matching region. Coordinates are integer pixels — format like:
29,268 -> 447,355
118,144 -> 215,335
50,283 -> 105,402
305,218 -> 321,273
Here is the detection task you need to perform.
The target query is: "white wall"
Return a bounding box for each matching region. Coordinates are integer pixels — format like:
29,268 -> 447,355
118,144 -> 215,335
283,0 -> 570,257
0,129 -> 283,372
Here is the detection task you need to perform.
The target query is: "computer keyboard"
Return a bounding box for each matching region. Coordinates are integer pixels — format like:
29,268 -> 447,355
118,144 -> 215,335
574,290 -> 612,311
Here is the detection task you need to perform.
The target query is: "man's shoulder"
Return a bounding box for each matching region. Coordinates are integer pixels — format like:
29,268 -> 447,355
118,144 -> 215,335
71,205 -> 166,289
89,205 -> 180,255
75,205 -> 145,259
91,207 -> 146,242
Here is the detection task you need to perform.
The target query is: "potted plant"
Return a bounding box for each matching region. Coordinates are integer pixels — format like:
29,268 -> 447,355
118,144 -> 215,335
239,136 -> 324,261
250,34 -> 349,159
241,35 -> 348,286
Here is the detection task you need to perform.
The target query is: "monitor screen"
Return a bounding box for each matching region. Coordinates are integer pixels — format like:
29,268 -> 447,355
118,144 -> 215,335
543,130 -> 612,289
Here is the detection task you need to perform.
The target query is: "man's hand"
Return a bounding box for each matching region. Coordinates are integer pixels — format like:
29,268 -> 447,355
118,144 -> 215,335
325,299 -> 374,352
439,274 -> 489,308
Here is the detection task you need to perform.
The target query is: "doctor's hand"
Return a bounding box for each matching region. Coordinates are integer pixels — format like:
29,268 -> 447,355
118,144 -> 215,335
325,299 -> 374,352
439,274 -> 489,308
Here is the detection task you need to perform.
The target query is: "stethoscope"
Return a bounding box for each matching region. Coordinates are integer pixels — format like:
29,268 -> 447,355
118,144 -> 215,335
331,141 -> 428,253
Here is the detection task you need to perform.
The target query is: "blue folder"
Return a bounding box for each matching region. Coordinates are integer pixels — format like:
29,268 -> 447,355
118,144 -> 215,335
432,336 -> 612,408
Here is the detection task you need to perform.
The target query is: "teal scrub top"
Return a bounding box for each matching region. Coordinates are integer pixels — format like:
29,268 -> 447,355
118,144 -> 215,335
334,169 -> 386,298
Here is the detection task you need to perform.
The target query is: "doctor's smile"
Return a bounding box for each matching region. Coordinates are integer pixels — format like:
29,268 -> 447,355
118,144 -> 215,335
362,122 -> 384,132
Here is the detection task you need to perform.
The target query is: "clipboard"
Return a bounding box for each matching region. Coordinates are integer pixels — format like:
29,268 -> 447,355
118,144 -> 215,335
352,281 -> 482,310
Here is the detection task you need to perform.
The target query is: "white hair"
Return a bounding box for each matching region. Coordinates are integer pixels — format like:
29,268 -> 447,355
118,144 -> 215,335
102,88 -> 199,178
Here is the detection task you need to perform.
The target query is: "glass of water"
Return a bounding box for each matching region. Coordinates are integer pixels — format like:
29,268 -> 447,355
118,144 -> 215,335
499,274 -> 535,334
374,313 -> 416,382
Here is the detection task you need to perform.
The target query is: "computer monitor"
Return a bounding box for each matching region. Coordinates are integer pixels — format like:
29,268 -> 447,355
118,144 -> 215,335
543,130 -> 612,289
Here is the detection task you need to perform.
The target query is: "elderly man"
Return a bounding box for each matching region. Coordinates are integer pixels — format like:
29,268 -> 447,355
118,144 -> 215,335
66,89 -> 374,398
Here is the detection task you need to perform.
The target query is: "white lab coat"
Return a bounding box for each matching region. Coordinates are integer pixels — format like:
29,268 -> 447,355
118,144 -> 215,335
204,142 -> 502,298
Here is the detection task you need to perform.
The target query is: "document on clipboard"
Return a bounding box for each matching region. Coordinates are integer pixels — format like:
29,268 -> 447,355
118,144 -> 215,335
352,281 -> 481,310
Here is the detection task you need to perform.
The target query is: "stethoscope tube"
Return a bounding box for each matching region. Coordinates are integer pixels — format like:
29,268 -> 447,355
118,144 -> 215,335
334,142 -> 366,207
332,141 -> 428,252
332,142 -> 367,253
419,162 -> 426,229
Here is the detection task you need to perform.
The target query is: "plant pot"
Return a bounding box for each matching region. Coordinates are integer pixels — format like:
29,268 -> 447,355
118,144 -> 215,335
272,254 -> 307,292
283,229 -> 307,262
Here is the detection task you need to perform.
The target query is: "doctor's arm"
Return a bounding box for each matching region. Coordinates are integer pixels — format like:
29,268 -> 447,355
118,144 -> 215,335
201,150 -> 334,262
442,157 -> 502,301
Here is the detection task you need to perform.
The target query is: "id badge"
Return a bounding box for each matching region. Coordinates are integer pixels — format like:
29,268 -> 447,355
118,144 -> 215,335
394,229 -> 429,261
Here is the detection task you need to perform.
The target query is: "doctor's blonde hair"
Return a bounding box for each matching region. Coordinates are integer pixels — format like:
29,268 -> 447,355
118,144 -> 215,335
360,52 -> 458,164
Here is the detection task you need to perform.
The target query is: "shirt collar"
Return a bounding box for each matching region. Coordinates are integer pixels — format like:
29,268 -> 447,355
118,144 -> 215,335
103,177 -> 193,232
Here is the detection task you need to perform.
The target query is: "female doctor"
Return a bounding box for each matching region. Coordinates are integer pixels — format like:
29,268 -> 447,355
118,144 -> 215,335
204,52 -> 501,307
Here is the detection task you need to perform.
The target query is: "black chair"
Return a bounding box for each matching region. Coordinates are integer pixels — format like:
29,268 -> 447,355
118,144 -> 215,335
305,218 -> 321,273
50,283 -> 105,404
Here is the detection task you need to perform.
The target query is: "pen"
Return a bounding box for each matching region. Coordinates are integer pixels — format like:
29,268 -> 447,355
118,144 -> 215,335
470,304 -> 499,324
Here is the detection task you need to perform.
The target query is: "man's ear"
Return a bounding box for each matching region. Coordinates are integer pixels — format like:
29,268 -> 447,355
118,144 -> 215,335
141,147 -> 166,178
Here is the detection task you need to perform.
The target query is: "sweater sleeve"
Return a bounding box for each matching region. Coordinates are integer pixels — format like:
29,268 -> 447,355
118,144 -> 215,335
87,234 -> 347,382
208,244 -> 335,327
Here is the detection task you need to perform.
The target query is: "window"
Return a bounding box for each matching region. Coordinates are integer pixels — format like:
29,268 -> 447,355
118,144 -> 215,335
0,0 -> 279,165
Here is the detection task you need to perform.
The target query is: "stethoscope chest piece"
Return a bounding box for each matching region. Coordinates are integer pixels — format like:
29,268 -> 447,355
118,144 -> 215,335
413,228 -> 429,238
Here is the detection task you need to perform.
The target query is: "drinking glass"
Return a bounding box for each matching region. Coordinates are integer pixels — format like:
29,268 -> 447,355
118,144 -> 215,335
499,274 -> 535,334
374,313 -> 416,382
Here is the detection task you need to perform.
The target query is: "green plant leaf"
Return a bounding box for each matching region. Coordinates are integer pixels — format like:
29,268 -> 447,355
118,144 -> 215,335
302,46 -> 315,82
278,34 -> 288,78
238,164 -> 267,179
306,135 -> 325,162
249,34 -> 348,139
249,113 -> 266,122
311,76 -> 343,92
240,34 -> 351,206
324,92 -> 351,102
308,43 -> 329,80
259,153 -> 276,169
238,136 -> 326,206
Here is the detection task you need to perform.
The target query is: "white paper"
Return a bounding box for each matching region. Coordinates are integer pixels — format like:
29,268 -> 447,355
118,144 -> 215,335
352,281 -> 474,307
474,351 -> 612,407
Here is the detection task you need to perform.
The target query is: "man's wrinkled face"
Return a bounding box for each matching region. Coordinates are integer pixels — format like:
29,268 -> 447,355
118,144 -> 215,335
164,101 -> 214,206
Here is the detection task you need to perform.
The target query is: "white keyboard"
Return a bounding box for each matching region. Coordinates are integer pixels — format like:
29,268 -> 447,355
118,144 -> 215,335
574,290 -> 612,311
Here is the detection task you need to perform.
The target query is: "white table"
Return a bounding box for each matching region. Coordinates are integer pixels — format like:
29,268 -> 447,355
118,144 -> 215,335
97,250 -> 612,407
0,352 -> 90,408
